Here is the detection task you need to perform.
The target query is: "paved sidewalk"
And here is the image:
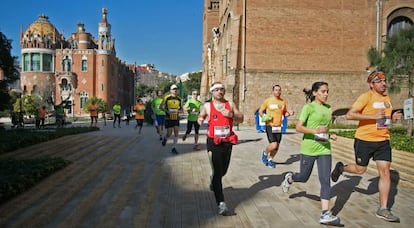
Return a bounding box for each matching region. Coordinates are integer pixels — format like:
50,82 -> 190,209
0,121 -> 412,227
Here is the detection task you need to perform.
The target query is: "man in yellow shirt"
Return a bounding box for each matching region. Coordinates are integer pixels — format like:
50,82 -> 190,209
331,71 -> 399,223
160,84 -> 182,154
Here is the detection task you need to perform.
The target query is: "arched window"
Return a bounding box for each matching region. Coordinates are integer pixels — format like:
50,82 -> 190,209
61,78 -> 71,91
388,16 -> 413,38
62,56 -> 71,72
32,85 -> 40,96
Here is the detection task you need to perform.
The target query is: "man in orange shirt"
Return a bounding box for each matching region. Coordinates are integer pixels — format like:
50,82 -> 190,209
258,85 -> 293,168
133,98 -> 146,134
38,106 -> 47,128
88,101 -> 98,127
331,71 -> 399,222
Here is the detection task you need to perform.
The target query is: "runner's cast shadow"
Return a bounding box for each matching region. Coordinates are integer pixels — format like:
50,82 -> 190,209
222,174 -> 284,214
330,175 -> 362,215
352,169 -> 399,209
331,170 -> 399,215
275,154 -> 300,165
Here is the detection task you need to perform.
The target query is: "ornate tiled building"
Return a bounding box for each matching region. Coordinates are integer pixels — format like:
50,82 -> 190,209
202,0 -> 414,125
20,8 -> 135,116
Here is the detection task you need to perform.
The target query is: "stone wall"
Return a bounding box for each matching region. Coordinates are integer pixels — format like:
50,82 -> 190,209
237,70 -> 408,125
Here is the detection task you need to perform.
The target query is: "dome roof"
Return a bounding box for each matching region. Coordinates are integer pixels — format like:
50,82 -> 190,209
25,14 -> 60,37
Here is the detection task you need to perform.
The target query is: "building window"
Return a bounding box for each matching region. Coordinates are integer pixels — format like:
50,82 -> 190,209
80,91 -> 88,109
388,16 -> 413,38
81,59 -> 87,72
61,78 -> 71,91
23,53 -> 30,71
31,53 -> 41,71
62,56 -> 71,72
81,55 -> 87,72
43,53 -> 53,72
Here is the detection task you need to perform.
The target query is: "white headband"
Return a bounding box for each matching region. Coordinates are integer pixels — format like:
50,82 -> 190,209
209,84 -> 225,92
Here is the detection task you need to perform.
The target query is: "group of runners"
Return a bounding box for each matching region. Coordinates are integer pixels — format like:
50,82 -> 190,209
256,71 -> 399,224
84,72 -> 400,224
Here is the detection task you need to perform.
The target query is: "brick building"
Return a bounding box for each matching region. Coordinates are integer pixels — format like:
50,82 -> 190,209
202,0 -> 414,125
19,8 -> 135,116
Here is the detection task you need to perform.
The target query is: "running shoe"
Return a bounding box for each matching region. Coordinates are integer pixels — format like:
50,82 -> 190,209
182,134 -> 187,141
159,135 -> 163,141
218,202 -> 231,216
261,151 -> 268,166
282,172 -> 293,193
193,144 -> 201,150
162,137 -> 167,146
319,211 -> 340,225
331,161 -> 344,182
375,208 -> 400,222
267,160 -> 276,169
171,148 -> 178,154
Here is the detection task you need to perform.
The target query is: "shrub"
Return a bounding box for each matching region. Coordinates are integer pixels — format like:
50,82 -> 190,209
0,157 -> 71,204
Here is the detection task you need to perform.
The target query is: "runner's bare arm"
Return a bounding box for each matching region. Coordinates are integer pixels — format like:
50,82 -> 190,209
198,103 -> 209,125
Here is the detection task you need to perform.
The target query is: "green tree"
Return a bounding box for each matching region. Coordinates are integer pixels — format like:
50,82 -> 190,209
0,32 -> 19,112
82,97 -> 107,114
183,71 -> 202,99
367,26 -> 414,136
12,94 -> 41,117
136,83 -> 155,98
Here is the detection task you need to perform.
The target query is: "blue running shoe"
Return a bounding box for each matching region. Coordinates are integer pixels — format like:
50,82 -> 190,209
261,151 -> 268,166
267,160 -> 276,169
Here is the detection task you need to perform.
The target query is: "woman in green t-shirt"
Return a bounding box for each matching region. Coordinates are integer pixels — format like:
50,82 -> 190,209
281,81 -> 340,225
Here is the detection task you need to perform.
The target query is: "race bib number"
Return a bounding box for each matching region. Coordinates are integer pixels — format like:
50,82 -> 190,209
377,117 -> 391,129
169,109 -> 178,120
190,111 -> 199,115
214,125 -> 230,138
314,133 -> 329,143
269,104 -> 283,110
271,126 -> 281,133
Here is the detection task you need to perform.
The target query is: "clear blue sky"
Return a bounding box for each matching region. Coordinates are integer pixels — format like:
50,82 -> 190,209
0,0 -> 203,76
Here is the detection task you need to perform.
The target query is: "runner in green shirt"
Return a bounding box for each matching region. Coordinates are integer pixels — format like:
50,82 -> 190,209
182,89 -> 202,150
281,81 -> 340,225
151,90 -> 166,140
112,101 -> 122,128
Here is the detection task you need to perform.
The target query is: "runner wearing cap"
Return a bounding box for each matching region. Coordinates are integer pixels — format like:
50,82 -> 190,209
160,84 -> 183,154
